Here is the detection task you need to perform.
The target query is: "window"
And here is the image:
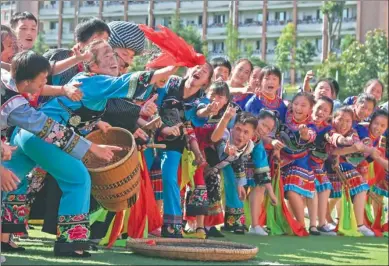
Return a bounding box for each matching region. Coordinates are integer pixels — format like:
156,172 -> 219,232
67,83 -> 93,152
316,9 -> 321,20
162,17 -> 170,26
316,38 -> 322,52
213,41 -> 224,52
256,40 -> 260,50
50,21 -> 57,30
245,18 -> 253,24
198,15 -> 203,25
214,14 -> 226,24
257,13 -> 263,22
276,11 -> 286,21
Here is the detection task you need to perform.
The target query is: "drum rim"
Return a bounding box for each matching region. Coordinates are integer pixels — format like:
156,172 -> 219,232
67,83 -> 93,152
85,127 -> 135,173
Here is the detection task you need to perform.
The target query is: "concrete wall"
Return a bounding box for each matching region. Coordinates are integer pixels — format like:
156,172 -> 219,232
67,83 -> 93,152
358,0 -> 388,42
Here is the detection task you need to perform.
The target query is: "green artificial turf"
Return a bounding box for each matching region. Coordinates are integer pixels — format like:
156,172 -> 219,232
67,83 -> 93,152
2,227 -> 388,265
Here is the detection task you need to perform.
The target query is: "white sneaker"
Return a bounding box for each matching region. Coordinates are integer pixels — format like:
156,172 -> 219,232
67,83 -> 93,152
327,222 -> 337,231
1,255 -> 6,263
248,225 -> 268,236
358,225 -> 375,237
317,224 -> 337,236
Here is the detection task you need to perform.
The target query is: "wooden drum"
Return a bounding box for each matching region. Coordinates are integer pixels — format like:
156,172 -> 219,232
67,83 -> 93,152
83,127 -> 140,212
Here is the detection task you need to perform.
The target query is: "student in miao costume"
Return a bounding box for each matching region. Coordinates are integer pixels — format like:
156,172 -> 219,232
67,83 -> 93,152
0,51 -> 119,255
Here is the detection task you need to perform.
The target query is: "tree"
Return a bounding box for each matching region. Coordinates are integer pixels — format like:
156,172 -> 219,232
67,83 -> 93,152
295,39 -> 317,79
226,21 -> 239,63
317,29 -> 388,101
275,23 -> 296,73
340,29 -> 388,100
321,0 -> 345,53
32,33 -> 49,54
171,13 -> 204,53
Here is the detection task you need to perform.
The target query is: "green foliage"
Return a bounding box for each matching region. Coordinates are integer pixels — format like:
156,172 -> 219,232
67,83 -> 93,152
171,13 -> 203,53
340,29 -> 388,101
295,39 -> 317,78
317,29 -> 388,102
321,0 -> 345,52
275,23 -> 296,72
250,57 -> 267,68
226,21 -> 239,63
340,34 -> 356,51
32,32 -> 49,55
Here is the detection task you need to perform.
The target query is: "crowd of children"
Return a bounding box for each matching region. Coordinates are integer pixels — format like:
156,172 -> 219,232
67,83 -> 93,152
1,12 -> 388,263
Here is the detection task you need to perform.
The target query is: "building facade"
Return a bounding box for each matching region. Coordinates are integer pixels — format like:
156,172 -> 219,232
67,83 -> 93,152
2,0 -> 387,67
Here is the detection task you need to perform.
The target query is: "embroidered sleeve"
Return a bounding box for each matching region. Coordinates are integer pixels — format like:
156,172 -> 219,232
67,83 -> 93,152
231,157 -> 247,187
252,141 -> 271,183
78,71 -> 155,101
7,103 -> 91,160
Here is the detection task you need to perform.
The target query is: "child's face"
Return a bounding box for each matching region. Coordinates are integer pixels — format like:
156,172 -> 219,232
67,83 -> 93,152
1,34 -> 18,63
355,100 -> 375,121
231,122 -> 255,149
256,117 -> 275,139
312,99 -> 332,123
370,115 -> 388,138
314,81 -> 333,100
213,66 -> 230,82
261,74 -> 280,97
365,81 -> 383,101
14,19 -> 37,51
210,94 -> 229,113
333,111 -> 353,136
230,61 -> 251,86
292,96 -> 312,121
248,68 -> 261,91
25,71 -> 48,94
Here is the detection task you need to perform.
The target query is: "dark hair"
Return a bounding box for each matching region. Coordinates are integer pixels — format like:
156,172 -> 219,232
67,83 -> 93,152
235,58 -> 254,73
356,92 -> 377,109
10,12 -> 37,29
327,78 -> 340,97
291,91 -> 316,107
209,81 -> 230,100
258,109 -> 277,124
11,51 -> 50,84
210,56 -> 232,74
313,78 -> 336,98
369,109 -> 389,126
235,111 -> 258,130
1,25 -> 15,52
333,106 -> 354,120
364,79 -> 384,93
258,65 -> 282,85
317,95 -> 334,114
75,18 -> 111,43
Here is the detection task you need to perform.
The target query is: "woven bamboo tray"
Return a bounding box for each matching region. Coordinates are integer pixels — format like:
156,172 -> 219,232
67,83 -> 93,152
126,238 -> 258,261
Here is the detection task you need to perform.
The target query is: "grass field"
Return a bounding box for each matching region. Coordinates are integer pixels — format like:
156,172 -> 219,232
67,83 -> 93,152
2,227 -> 388,265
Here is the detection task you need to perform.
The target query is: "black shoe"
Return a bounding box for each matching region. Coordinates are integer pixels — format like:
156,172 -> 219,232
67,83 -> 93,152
233,226 -> 245,235
206,226 -> 225,237
54,251 -> 91,258
1,242 -> 26,252
309,226 -> 321,236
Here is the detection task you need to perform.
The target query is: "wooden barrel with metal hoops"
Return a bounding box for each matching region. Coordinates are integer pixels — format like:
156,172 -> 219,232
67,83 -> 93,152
83,127 -> 141,212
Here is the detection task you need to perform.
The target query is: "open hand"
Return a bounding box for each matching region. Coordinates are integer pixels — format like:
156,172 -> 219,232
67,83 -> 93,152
1,143 -> 17,161
63,83 -> 83,101
1,166 -> 20,192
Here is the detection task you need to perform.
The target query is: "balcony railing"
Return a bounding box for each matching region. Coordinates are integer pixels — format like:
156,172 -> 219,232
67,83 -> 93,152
208,23 -> 227,28
297,18 -> 323,25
